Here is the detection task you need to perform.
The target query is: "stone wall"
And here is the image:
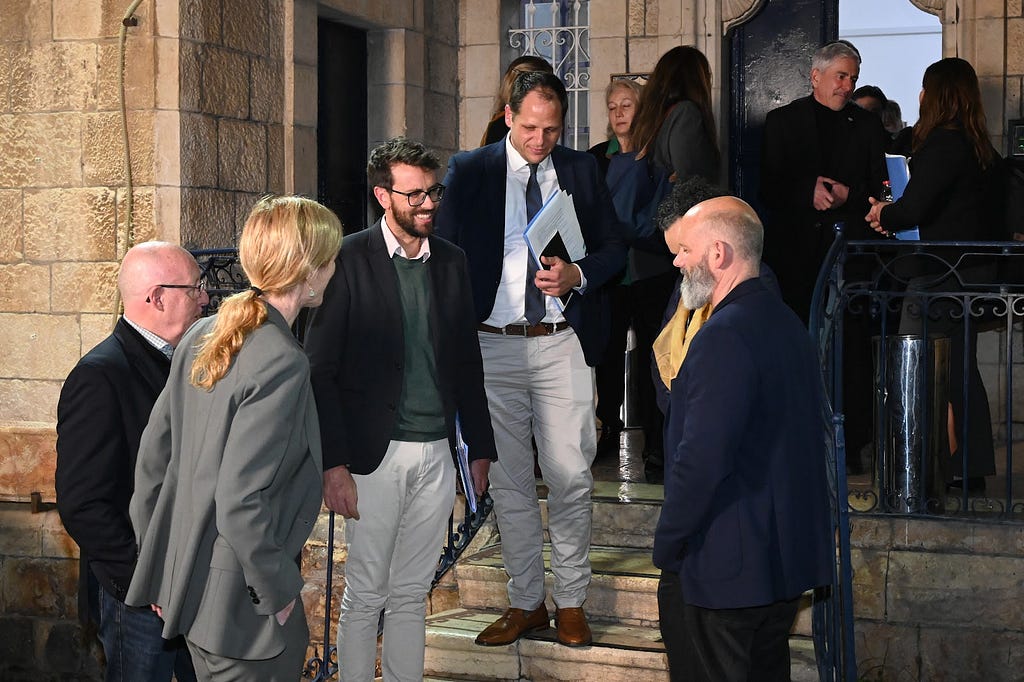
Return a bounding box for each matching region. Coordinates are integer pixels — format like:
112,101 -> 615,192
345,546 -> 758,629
176,0 -> 288,248
851,514 -> 1024,681
0,0 -> 165,504
0,503 -> 101,681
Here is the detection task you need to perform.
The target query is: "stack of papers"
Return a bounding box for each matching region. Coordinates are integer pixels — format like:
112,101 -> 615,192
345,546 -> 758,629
523,190 -> 587,309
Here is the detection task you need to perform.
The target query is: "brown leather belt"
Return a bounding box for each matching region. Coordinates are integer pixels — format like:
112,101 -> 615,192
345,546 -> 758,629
478,322 -> 571,337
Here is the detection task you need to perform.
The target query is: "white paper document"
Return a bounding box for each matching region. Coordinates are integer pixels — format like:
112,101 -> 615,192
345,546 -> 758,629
523,189 -> 587,310
454,415 -> 477,513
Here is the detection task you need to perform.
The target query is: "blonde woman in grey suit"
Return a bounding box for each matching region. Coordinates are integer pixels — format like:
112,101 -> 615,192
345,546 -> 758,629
126,196 -> 342,681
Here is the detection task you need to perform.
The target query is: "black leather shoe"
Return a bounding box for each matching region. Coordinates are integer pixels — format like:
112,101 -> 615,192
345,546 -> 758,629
947,477 -> 986,494
596,427 -> 621,460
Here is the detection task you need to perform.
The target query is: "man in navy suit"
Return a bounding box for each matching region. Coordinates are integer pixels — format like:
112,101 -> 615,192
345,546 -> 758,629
653,196 -> 832,681
306,137 -> 496,681
435,70 -> 625,648
56,242 -> 205,682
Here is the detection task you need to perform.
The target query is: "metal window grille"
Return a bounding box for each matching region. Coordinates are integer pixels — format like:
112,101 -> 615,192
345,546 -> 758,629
509,0 -> 590,150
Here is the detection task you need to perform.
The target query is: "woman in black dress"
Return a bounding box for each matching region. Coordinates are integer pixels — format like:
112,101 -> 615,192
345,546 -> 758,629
865,57 -> 999,491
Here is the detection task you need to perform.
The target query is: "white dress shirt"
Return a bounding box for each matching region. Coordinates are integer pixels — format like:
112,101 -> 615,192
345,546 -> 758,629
484,136 -> 584,327
381,215 -> 432,261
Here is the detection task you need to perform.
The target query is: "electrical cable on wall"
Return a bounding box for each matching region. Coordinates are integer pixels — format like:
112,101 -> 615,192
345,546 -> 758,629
114,0 -> 145,326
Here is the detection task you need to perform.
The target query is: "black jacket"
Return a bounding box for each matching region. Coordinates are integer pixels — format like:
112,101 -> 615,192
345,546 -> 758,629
305,223 -> 497,475
56,319 -> 171,605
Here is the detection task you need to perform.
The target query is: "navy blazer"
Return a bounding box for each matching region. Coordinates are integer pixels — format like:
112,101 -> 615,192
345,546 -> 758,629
56,319 -> 171,606
305,222 -> 497,475
434,141 -> 627,366
653,278 -> 833,610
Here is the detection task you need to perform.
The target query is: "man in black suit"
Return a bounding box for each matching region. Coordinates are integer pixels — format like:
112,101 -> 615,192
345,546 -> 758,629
305,137 -> 496,682
56,241 -> 205,682
760,40 -> 888,324
761,41 -> 888,470
435,71 -> 626,648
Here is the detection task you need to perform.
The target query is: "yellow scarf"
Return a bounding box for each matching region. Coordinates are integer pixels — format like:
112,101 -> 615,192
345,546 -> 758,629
652,299 -> 713,388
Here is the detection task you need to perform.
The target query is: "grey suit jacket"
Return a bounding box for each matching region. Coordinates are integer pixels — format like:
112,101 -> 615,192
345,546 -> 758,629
126,304 -> 323,660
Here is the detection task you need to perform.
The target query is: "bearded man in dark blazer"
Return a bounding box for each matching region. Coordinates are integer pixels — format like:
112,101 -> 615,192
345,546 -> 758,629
434,70 -> 626,648
306,137 -> 496,682
56,241 -> 206,682
654,196 -> 833,682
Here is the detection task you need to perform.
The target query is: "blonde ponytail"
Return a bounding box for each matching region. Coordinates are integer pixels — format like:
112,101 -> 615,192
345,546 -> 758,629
188,195 -> 342,390
189,290 -> 268,389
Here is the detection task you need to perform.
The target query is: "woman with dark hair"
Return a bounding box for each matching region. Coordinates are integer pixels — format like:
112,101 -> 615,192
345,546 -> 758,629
865,57 -> 998,491
126,196 -> 343,680
866,57 -> 997,240
630,45 -> 720,183
480,55 -> 553,146
602,45 -> 720,481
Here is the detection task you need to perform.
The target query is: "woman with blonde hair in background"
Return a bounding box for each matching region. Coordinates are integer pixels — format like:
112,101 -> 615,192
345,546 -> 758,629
126,195 -> 342,681
605,45 -> 720,482
587,77 -> 643,457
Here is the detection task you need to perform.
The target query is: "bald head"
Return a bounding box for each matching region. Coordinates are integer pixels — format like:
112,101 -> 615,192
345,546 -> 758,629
669,196 -> 763,309
119,241 -> 206,347
682,196 -> 764,265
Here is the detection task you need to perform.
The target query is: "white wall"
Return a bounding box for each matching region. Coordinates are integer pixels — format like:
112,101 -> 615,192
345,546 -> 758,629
839,0 -> 941,126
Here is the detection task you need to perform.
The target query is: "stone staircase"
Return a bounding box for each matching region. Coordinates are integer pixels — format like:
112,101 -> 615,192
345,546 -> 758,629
421,481 -> 820,681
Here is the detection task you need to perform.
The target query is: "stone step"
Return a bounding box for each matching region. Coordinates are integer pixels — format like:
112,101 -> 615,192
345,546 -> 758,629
564,480 -> 663,549
456,543 -> 660,626
424,608 -> 668,682
454,542 -> 814,636
423,608 -> 820,682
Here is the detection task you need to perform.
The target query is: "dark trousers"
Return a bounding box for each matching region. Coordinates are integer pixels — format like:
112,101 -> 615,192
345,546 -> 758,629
658,570 -> 800,682
595,282 -> 630,431
98,584 -> 196,682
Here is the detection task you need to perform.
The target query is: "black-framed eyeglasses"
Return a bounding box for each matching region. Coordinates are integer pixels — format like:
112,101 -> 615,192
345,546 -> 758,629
147,280 -> 207,302
387,184 -> 445,207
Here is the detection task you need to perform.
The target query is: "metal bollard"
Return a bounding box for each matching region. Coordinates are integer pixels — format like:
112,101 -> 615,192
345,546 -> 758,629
873,334 -> 950,513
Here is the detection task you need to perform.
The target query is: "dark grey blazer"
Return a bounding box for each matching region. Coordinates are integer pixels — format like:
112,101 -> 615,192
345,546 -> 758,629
126,305 -> 323,660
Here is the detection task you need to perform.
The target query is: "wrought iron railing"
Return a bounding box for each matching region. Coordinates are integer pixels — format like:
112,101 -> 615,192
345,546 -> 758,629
190,249 -> 496,681
809,234 -> 1024,680
509,0 -> 591,150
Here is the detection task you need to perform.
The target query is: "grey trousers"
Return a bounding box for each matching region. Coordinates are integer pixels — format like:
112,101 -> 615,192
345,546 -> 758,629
338,438 -> 455,682
478,329 -> 596,609
186,598 -> 308,682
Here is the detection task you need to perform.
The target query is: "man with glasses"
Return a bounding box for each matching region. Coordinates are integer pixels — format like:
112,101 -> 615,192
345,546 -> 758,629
56,241 -> 206,682
435,70 -> 625,648
306,137 -> 496,682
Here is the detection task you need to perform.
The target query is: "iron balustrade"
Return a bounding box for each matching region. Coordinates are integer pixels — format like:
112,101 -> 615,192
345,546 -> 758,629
808,234 -> 1024,681
189,248 -> 495,681
509,0 -> 591,150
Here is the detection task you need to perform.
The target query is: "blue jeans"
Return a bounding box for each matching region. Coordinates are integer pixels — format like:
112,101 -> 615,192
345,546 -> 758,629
98,585 -> 197,682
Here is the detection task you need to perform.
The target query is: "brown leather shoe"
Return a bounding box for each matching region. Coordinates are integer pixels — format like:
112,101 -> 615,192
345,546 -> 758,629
555,606 -> 592,647
474,604 -> 550,646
